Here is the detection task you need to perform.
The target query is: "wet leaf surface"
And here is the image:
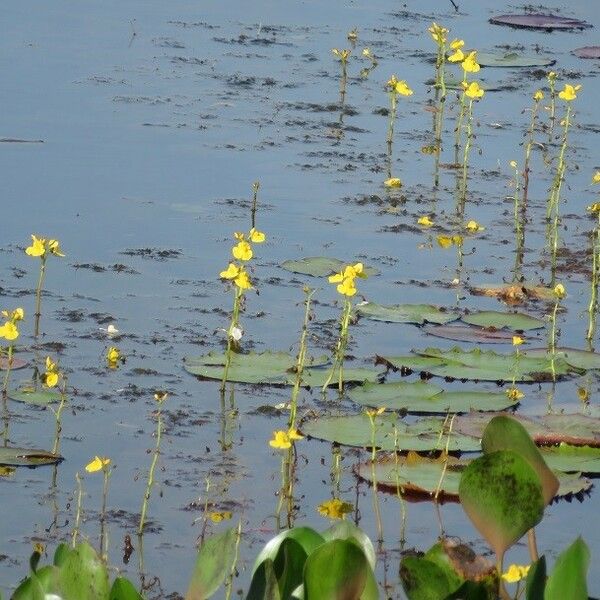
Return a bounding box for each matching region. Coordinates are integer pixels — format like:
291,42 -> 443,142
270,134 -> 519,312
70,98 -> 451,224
280,257 -> 379,277
477,51 -> 555,68
355,302 -> 459,325
0,447 -> 63,467
461,310 -> 545,331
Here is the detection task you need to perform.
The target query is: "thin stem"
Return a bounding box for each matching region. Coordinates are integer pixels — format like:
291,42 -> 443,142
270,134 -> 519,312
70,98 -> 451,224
387,92 -> 397,159
251,181 -> 260,229
224,521 -> 242,600
138,408 -> 163,535
100,466 -> 111,562
368,415 -> 383,542
2,345 -> 14,396
460,98 -> 474,210
34,259 -> 47,338
221,287 -> 243,394
527,527 -> 539,563
393,424 -> 407,543
321,298 -> 352,393
72,472 -> 83,548
51,381 -> 68,455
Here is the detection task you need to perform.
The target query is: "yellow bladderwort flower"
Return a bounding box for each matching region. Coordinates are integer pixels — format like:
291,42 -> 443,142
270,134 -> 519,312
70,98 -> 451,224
588,203 -> 600,213
332,48 -> 351,61
234,268 -> 252,290
465,220 -> 484,232
219,263 -> 241,279
2,308 -> 24,322
248,228 -> 266,243
0,321 -> 18,341
437,235 -> 463,249
208,511 -> 233,523
154,391 -> 168,404
533,89 -> 544,102
269,429 -> 302,450
232,239 -> 253,261
107,346 -> 122,368
394,80 -> 413,96
43,356 -> 60,388
384,177 -> 402,188
592,171 -> 600,184
336,277 -> 357,297
512,336 -> 524,346
317,498 -> 354,519
547,71 -> 557,82
553,283 -> 566,299
506,387 -> 525,402
428,22 -> 448,44
287,428 -> 304,441
447,39 -> 465,62
461,51 -> 480,73
417,216 -> 434,227
48,239 -> 65,257
365,407 -> 386,418
362,47 -> 372,58
558,83 -> 581,101
85,456 -> 111,473
502,564 -> 530,583
25,235 -> 46,257
463,81 -> 484,99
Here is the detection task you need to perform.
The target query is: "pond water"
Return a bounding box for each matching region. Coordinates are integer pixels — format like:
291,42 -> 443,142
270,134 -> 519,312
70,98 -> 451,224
1,0 -> 599,597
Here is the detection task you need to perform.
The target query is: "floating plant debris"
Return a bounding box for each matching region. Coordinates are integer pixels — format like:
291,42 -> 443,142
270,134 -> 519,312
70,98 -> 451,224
489,14 -> 592,31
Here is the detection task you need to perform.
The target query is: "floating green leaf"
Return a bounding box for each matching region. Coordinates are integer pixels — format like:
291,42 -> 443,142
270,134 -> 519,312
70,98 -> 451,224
0,447 -> 62,467
544,538 -> 590,600
476,51 -> 555,68
184,352 -> 380,386
540,444 -> 600,473
461,310 -> 545,331
301,414 -> 481,452
348,381 -> 515,413
356,302 -> 458,325
524,347 -> 600,371
185,527 -> 238,600
422,324 -> 516,344
459,451 -> 544,559
280,257 -> 379,277
9,389 -> 62,406
381,346 -> 576,382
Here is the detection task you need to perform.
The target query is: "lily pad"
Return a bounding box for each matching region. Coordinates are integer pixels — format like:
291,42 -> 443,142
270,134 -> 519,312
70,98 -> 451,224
489,14 -> 592,31
9,389 -> 62,406
573,46 -> 600,59
183,351 -> 380,386
380,346 -> 576,382
524,347 -> 600,371
0,447 -> 63,467
0,356 -> 28,370
461,310 -> 545,331
422,324 -> 516,344
355,302 -> 458,325
477,52 -> 555,68
355,452 -> 590,500
280,257 -> 379,278
348,381 -> 516,413
540,445 -> 600,474
300,414 -> 481,452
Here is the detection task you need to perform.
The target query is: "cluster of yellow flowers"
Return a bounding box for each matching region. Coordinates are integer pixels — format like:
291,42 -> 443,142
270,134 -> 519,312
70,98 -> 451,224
428,22 -> 448,45
219,228 -> 266,291
25,235 -> 65,259
328,262 -> 368,297
42,356 -> 60,387
0,308 -> 24,341
332,48 -> 351,62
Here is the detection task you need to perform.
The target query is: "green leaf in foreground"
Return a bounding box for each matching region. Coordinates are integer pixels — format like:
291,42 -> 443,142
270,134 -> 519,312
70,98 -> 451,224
110,577 -> 144,600
459,451 -> 544,560
57,542 -> 110,600
544,537 -> 590,600
400,555 -> 460,600
355,302 -> 458,325
185,527 -> 238,600
0,447 -> 62,467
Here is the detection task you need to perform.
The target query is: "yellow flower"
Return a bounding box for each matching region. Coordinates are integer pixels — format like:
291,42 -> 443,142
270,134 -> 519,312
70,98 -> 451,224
417,216 -> 434,227
85,456 -> 111,473
592,171 -> 600,184
232,240 -> 253,261
317,498 -> 354,519
509,160 -> 518,169
553,283 -> 566,299
48,239 -> 65,257
547,71 -> 557,82
362,47 -> 372,58
463,81 -> 484,99
332,48 -> 351,61
343,263 -> 367,279
269,430 -> 293,450
208,511 -> 233,523
384,177 -> 402,188
287,428 -> 304,441
506,387 -> 525,402
502,564 -> 530,583
512,336 -> 524,346
220,263 -> 241,279
465,220 -> 484,232
587,203 -> 600,213
447,40 -> 465,63
558,83 -> 581,102
449,38 -> 464,50
107,346 -> 122,368
428,22 -> 448,45
394,80 -> 413,96
43,356 -> 59,388
533,89 -> 544,102
365,407 -> 386,417
25,235 -> 46,257
437,235 -> 453,249
461,51 -> 480,73
234,269 -> 252,290
249,228 -> 266,243
337,277 -> 357,297
386,75 -> 398,89
154,391 -> 168,403
0,321 -> 18,341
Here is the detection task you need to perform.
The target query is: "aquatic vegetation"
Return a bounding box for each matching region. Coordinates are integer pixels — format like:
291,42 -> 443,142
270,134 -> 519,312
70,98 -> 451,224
586,177 -> 600,343
0,307 -> 23,395
331,47 -> 351,104
106,345 -> 122,369
385,75 -> 413,179
85,455 -> 112,560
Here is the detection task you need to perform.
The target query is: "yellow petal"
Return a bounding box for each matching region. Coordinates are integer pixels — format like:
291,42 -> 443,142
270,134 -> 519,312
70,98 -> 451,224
0,322 -> 19,341
249,228 -> 266,243
234,270 -> 252,290
219,263 -> 240,279
417,216 -> 434,227
384,177 -> 402,188
337,278 -> 357,297
232,241 -> 253,261
25,235 -> 46,257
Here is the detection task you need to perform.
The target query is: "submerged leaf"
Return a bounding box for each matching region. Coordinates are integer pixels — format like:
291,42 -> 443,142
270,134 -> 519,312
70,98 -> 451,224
422,324 -> 517,344
355,302 -> 458,325
0,447 -> 62,467
280,257 -> 378,277
461,310 -> 545,331
489,13 -> 592,30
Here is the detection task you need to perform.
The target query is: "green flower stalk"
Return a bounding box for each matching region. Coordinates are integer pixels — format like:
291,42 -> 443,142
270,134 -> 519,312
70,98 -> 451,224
332,48 -> 351,105
85,455 -> 112,561
546,71 -> 557,138
71,472 -> 84,548
366,407 -> 385,542
549,284 -> 566,381
322,263 -> 368,393
385,75 -> 414,164
393,423 -> 407,543
510,160 -> 525,281
24,235 -> 65,338
522,90 -> 544,209
250,181 -> 260,230
586,175 -> 600,342
459,79 -> 484,210
454,50 -> 480,165
138,391 -> 167,535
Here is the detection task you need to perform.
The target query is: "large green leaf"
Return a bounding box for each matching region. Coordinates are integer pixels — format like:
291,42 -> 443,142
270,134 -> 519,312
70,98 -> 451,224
301,414 -> 481,452
544,538 -> 590,600
476,51 -> 555,68
110,577 -> 143,600
461,310 -> 545,331
280,257 -> 379,278
355,302 -> 458,325
57,541 -> 110,600
459,451 -> 544,559
246,560 -> 281,600
354,453 -> 587,499
525,556 -> 546,600
524,347 -> 600,371
0,447 -> 62,467
273,538 -> 308,600
322,521 -> 376,571
185,527 -> 238,600
9,389 -> 62,406
481,416 -> 558,506
12,566 -> 56,600
400,555 -> 461,600
348,381 -> 516,413
184,352 -> 380,386
303,539 -> 369,600
381,347 -> 576,382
